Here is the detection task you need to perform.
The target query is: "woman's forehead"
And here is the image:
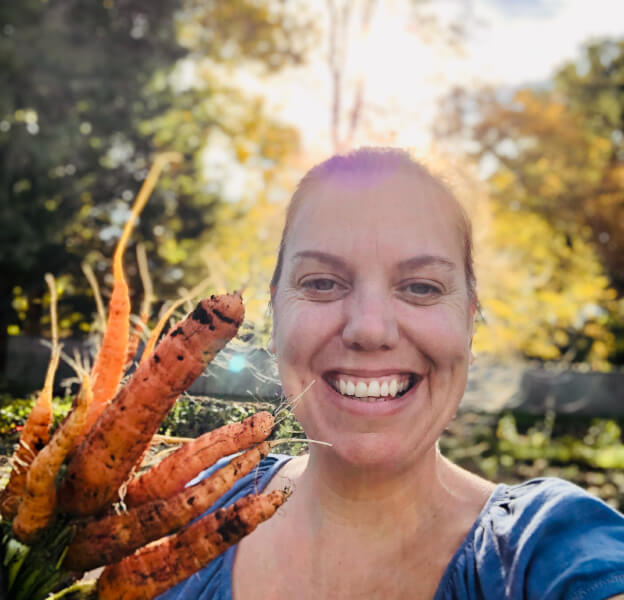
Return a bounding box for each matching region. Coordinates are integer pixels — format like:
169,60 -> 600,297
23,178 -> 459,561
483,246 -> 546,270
286,170 -> 465,258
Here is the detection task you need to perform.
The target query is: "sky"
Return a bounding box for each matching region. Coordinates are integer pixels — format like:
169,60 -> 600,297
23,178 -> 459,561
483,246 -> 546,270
250,0 -> 623,159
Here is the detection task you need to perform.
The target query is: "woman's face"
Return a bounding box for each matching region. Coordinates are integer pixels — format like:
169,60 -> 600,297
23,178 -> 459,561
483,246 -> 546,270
271,170 -> 475,469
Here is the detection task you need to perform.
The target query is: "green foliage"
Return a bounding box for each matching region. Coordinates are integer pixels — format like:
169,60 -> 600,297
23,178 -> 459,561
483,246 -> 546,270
440,411 -> 624,510
158,395 -> 265,438
1,518 -> 75,600
0,0 -> 315,385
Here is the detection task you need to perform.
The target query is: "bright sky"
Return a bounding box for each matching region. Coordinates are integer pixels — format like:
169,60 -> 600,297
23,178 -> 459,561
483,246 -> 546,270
254,0 -> 623,159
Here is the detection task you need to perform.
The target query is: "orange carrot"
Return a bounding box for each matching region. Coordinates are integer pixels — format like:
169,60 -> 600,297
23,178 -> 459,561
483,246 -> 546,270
124,243 -> 153,368
85,154 -> 178,435
125,411 -> 274,507
58,292 -> 244,517
96,489 -> 290,600
64,441 -> 270,572
139,277 -> 210,367
0,348 -> 59,520
0,274 -> 60,519
124,312 -> 149,368
12,374 -> 92,543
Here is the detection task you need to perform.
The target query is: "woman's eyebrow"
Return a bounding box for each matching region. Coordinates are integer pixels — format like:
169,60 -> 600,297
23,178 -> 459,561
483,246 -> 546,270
397,255 -> 456,273
291,251 -> 455,273
291,250 -> 349,272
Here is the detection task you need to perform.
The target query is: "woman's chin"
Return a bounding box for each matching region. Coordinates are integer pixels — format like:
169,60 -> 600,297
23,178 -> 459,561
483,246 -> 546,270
317,433 -> 415,472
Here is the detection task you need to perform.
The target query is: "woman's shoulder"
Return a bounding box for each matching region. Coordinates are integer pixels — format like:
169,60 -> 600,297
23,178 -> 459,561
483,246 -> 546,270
436,477 -> 624,600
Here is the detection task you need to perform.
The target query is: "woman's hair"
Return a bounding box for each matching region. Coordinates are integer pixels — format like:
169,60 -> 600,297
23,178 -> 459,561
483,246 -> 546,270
270,147 -> 477,305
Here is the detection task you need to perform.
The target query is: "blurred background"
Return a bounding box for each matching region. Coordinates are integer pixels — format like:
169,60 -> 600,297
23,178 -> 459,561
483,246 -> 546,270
1,0 -> 624,506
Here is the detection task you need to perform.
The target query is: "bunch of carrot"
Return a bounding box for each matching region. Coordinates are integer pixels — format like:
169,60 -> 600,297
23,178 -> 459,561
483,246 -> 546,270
0,156 -> 288,600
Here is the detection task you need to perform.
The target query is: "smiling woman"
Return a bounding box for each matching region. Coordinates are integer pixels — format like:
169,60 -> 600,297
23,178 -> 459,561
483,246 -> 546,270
160,148 -> 624,600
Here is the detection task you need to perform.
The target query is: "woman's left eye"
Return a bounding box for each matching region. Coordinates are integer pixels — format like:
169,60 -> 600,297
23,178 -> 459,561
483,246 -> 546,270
401,282 -> 441,298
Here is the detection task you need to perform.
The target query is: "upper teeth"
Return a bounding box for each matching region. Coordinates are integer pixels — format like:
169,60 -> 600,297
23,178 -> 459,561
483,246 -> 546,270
334,376 -> 411,398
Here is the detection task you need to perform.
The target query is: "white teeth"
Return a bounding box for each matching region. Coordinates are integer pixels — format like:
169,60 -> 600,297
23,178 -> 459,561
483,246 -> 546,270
332,376 -> 415,399
368,381 -> 380,397
355,381 -> 367,397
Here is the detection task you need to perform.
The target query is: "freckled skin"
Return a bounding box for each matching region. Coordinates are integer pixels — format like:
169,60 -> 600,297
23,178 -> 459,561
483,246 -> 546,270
59,293 -> 244,517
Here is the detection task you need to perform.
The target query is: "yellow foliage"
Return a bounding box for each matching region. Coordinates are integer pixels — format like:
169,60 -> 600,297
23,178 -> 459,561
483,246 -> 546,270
199,188 -> 293,341
473,204 -> 618,369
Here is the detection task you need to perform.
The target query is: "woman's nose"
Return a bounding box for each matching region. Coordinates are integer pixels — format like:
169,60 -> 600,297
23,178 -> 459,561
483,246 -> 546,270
341,287 -> 399,351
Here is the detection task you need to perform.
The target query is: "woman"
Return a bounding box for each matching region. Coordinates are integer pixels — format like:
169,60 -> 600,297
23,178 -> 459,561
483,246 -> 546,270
162,147 -> 624,599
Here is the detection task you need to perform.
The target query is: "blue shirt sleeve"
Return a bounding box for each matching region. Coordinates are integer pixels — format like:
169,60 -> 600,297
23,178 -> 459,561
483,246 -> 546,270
437,478 -> 624,600
507,479 -> 624,600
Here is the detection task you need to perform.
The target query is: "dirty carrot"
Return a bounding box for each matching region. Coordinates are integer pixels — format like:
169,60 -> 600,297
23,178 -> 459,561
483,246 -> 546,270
58,292 -> 244,517
125,411 -> 273,507
64,441 -> 270,572
96,488 -> 290,600
0,274 -> 60,519
12,374 -> 92,543
139,276 -> 210,366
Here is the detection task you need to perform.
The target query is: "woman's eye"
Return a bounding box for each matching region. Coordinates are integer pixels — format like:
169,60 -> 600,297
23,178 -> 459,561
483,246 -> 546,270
402,282 -> 441,298
302,278 -> 337,291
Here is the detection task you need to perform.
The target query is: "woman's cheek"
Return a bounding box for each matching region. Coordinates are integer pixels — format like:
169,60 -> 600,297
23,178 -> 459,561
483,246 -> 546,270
417,310 -> 472,364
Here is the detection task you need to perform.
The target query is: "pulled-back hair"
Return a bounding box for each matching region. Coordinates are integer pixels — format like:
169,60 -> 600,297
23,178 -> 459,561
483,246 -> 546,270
270,147 -> 477,305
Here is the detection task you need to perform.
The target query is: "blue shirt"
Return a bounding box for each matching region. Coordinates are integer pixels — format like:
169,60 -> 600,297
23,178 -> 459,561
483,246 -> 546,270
159,455 -> 624,600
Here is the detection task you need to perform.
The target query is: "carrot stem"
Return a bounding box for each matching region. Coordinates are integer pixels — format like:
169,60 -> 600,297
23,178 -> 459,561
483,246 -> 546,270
81,263 -> 106,333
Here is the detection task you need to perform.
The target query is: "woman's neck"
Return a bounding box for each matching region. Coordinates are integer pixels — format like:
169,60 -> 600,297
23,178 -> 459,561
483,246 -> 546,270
234,449 -> 496,600
284,447 -> 472,545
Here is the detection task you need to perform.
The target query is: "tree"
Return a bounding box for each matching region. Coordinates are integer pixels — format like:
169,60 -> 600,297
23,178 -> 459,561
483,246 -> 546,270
0,0 -> 315,381
325,0 -> 474,152
435,38 -> 624,367
436,38 -> 624,293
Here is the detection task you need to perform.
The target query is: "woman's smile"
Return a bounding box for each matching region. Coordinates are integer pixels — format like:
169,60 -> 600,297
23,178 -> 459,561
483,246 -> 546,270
320,371 -> 424,418
325,371 -> 418,400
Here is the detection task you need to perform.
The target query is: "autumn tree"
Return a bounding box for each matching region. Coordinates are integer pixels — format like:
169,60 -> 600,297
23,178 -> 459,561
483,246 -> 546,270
435,38 -> 624,367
